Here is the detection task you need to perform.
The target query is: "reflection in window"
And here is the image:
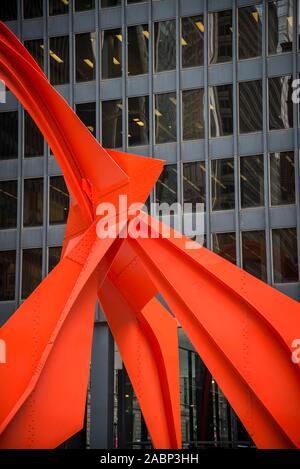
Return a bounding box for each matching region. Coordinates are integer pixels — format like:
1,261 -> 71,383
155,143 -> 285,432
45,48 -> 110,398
0,180 -> 17,229
49,0 -> 69,15
76,102 -> 96,136
49,36 -> 69,85
181,16 -> 204,68
154,20 -> 176,73
211,158 -> 234,211
0,1 -> 17,21
269,76 -> 293,130
75,0 -> 95,11
212,232 -> 236,264
24,0 -> 43,18
101,29 -> 122,79
209,10 -> 232,64
48,246 -> 62,273
22,248 -> 42,299
209,85 -> 233,137
183,162 -> 206,212
101,0 -> 121,5
23,178 -> 44,227
102,100 -> 122,148
155,93 -> 177,144
239,80 -> 262,133
156,164 -> 177,206
238,4 -> 262,59
128,96 -> 149,146
24,39 -> 44,70
0,251 -> 16,301
183,89 -> 204,140
128,24 -> 149,75
75,33 -> 96,82
268,0 -> 293,54
272,228 -> 298,282
0,111 -> 18,160
242,230 -> 267,281
240,155 -> 264,208
24,111 -> 44,158
270,151 -> 295,205
49,176 -> 69,225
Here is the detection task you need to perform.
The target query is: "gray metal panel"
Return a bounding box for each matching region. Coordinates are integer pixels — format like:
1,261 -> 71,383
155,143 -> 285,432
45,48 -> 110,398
269,206 -> 297,228
209,136 -> 234,158
21,227 -> 43,248
73,11 -> 95,32
153,71 -> 176,93
181,67 -> 204,89
100,78 -> 122,100
154,142 -> 177,162
22,18 -> 44,39
23,157 -> 44,178
240,207 -> 266,230
267,53 -> 293,77
238,133 -> 264,155
0,160 -> 18,179
0,302 -> 16,326
47,225 -> 66,245
268,130 -> 294,152
127,75 -> 149,96
211,210 -> 235,232
182,140 -> 205,161
153,0 -> 177,20
0,230 -> 17,250
208,0 -> 233,11
180,0 -> 204,16
237,58 -> 263,81
48,15 -> 70,36
74,82 -> 97,102
208,63 -> 233,85
99,6 -> 122,29
274,283 -> 300,301
126,3 -> 148,25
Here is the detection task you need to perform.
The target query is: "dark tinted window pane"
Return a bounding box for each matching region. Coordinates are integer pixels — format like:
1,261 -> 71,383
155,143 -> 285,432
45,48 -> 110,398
183,89 -> 204,140
209,10 -> 232,64
101,0 -> 121,5
24,110 -> 44,158
240,155 -> 264,208
0,0 -> 17,21
76,102 -> 96,136
75,32 -> 96,82
156,164 -> 177,205
49,0 -> 68,15
155,93 -> 177,144
268,0 -> 293,54
49,36 -> 69,85
102,100 -> 122,148
48,246 -> 62,272
183,161 -> 206,211
238,4 -> 262,59
49,176 -> 69,225
0,251 -> 16,301
23,178 -> 43,227
242,230 -> 267,281
0,180 -> 17,229
269,75 -> 293,130
128,24 -> 149,75
154,20 -> 176,72
209,85 -> 233,137
239,80 -> 262,133
128,96 -> 149,146
212,232 -> 236,264
211,158 -> 235,211
101,29 -> 122,79
272,228 -> 298,282
0,111 -> 18,160
22,248 -> 42,299
75,0 -> 95,11
24,0 -> 43,18
24,39 -> 44,70
182,16 -> 204,68
270,151 -> 295,205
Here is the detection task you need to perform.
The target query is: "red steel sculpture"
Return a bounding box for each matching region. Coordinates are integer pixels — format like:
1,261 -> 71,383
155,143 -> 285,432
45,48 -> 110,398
0,21 -> 300,449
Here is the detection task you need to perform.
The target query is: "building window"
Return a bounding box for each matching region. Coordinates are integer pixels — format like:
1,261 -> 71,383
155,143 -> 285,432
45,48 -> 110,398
155,93 -> 177,144
0,0 -> 17,21
102,100 -> 122,148
211,158 -> 235,211
183,89 -> 204,140
49,176 -> 69,225
181,16 -> 204,68
242,230 -> 267,281
101,29 -> 122,79
269,151 -> 295,205
239,80 -> 262,133
101,0 -> 121,6
24,0 -> 43,18
127,24 -> 149,76
154,20 -> 176,73
212,232 -> 236,264
22,248 -> 42,299
0,251 -> 16,301
48,246 -> 62,273
24,110 -> 44,158
76,102 -> 96,136
24,39 -> 44,70
209,10 -> 232,64
49,0 -> 69,15
0,180 -> 17,229
238,4 -> 262,59
268,0 -> 293,54
209,85 -> 233,137
75,0 -> 95,11
240,155 -> 264,208
75,33 -> 96,83
156,164 -> 177,205
183,162 -> 206,212
268,76 -> 293,130
128,96 -> 149,146
0,111 -> 18,160
272,228 -> 298,283
49,36 -> 69,85
23,178 -> 44,227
